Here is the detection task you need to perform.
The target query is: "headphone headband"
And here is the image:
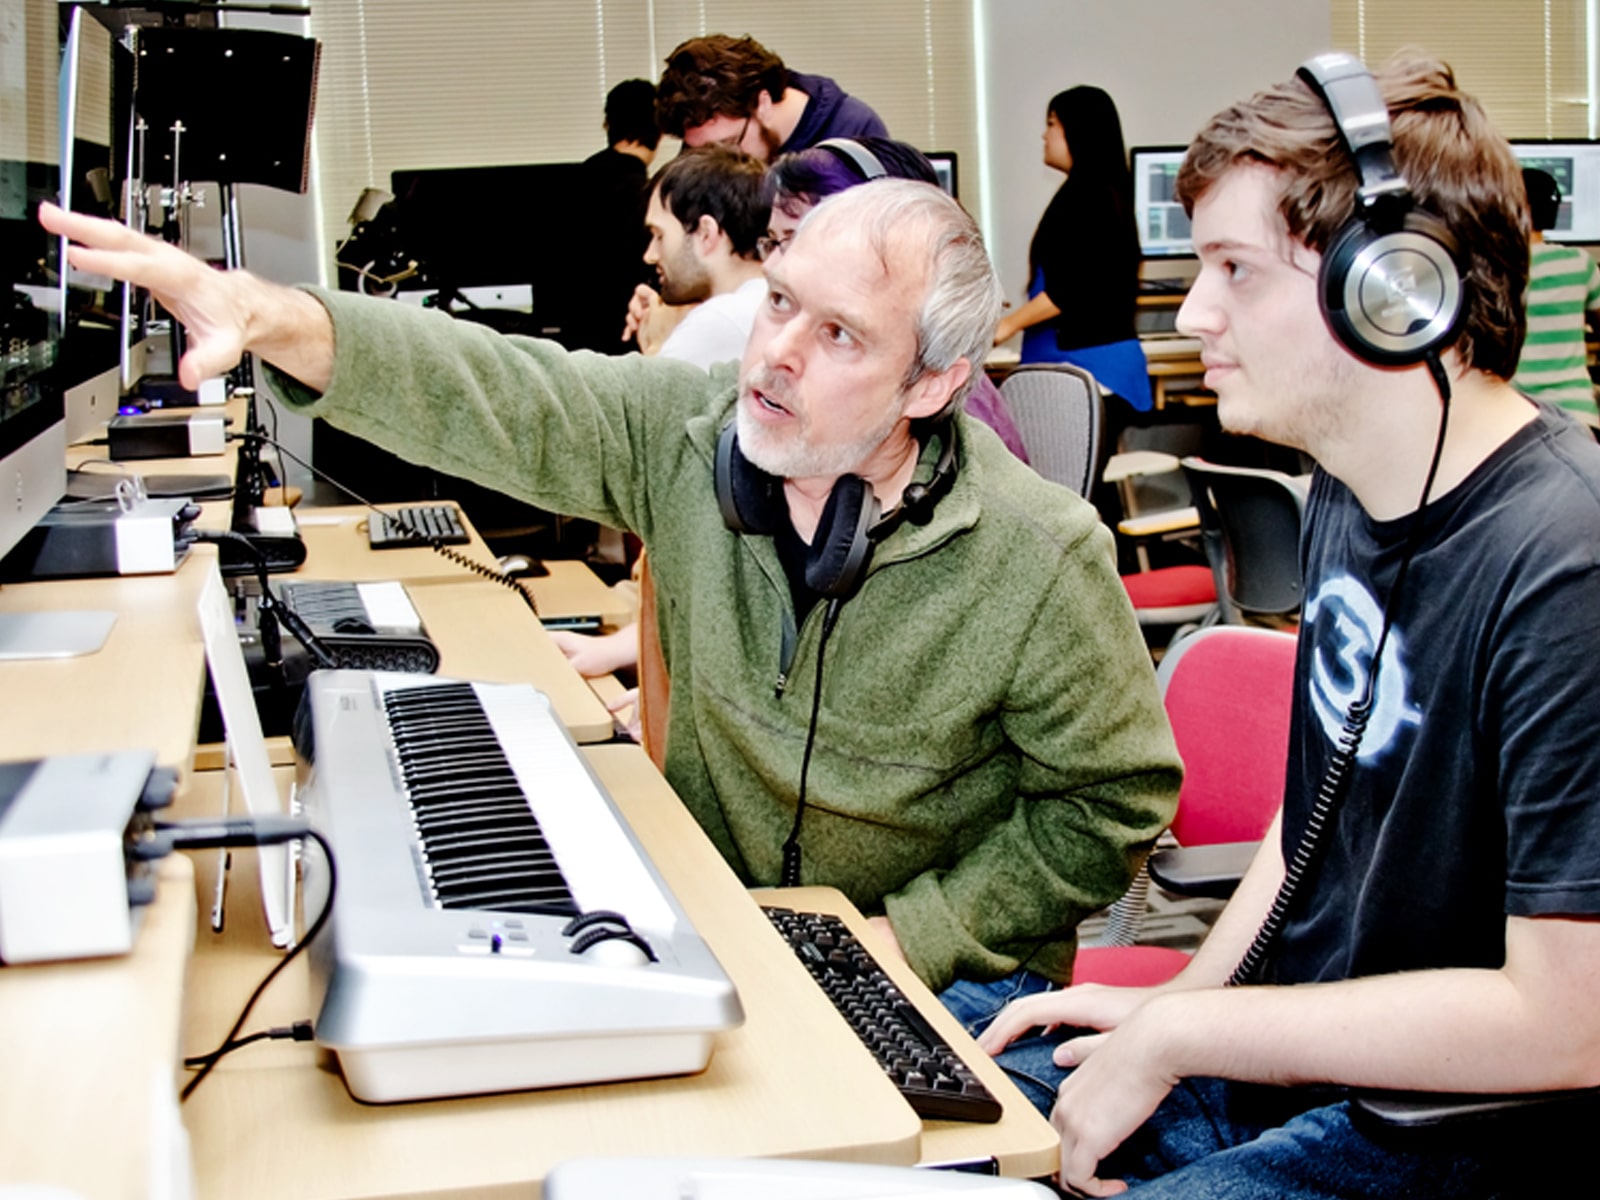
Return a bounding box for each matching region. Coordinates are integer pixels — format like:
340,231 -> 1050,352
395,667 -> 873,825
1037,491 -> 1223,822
1297,52 -> 1410,220
816,137 -> 887,182
1296,51 -> 1463,365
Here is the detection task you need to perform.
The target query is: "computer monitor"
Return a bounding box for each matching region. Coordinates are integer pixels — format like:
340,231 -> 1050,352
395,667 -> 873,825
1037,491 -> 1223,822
388,162 -> 590,342
1130,145 -> 1194,258
59,4 -> 137,436
0,0 -> 115,659
924,151 -> 959,200
1510,140 -> 1600,244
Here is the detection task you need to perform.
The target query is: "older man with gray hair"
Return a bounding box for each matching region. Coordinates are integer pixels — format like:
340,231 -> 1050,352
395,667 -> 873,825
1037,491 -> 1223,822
41,182 -> 1179,1009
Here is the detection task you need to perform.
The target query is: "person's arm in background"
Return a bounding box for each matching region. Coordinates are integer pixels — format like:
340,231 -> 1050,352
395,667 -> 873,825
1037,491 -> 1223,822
994,291 -> 1062,345
622,284 -> 692,354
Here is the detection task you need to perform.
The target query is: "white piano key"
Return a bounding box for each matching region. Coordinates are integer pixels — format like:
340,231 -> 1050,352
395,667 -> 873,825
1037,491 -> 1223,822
467,682 -> 677,934
356,580 -> 423,630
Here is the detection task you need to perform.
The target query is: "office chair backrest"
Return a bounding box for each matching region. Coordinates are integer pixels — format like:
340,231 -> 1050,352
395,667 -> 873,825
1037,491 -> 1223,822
1157,624 -> 1297,846
997,363 -> 1103,498
1182,457 -> 1308,618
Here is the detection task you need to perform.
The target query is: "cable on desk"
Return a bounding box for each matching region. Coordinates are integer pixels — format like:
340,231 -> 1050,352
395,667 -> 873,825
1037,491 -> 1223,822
248,432 -> 541,618
138,819 -> 339,1102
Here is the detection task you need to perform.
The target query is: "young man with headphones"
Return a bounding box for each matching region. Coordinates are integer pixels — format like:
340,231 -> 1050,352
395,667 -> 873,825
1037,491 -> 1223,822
40,180 -> 1182,1012
978,52 -> 1600,1198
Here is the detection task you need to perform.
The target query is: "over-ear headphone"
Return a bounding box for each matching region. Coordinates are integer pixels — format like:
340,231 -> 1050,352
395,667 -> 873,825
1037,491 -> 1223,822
815,137 -> 887,182
714,420 -> 957,600
1296,52 -> 1463,365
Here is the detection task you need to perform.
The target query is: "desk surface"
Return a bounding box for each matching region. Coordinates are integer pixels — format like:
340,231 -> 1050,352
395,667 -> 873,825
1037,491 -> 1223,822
0,857 -> 195,1198
178,747 -> 942,1199
407,578 -> 614,743
0,552 -> 206,1196
293,504 -> 635,627
0,547 -> 212,768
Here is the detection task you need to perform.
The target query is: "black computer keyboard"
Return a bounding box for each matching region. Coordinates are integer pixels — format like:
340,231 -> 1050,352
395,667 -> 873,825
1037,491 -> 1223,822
762,906 -> 1003,1123
368,504 -> 469,549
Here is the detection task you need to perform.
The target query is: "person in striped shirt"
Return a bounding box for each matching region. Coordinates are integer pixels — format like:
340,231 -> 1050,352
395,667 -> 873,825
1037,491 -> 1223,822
1511,167 -> 1600,428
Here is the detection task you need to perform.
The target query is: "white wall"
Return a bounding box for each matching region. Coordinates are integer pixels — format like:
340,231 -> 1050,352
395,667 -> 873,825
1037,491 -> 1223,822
980,0 -> 1330,303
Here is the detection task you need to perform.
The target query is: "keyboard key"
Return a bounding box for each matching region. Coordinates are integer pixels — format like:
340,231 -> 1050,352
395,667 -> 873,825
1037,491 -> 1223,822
762,906 -> 1003,1123
368,504 -> 470,549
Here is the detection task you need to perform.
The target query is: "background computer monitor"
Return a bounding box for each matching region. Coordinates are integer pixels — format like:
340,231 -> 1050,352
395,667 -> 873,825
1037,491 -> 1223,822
1510,140 -> 1600,244
388,162 -> 588,341
59,4 -> 136,432
1,0 -> 65,558
923,151 -> 959,200
0,0 -> 116,658
1130,145 -> 1194,258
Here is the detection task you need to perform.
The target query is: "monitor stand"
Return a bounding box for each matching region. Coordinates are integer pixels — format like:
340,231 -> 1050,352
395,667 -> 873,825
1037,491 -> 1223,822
0,610 -> 118,660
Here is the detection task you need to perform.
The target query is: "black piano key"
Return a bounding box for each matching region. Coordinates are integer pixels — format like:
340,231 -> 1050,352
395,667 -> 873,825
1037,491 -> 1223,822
382,681 -> 577,913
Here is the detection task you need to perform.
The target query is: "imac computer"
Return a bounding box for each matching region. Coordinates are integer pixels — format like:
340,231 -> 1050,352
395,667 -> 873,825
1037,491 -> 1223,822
1510,140 -> 1600,244
0,0 -> 115,658
1131,145 -> 1194,259
59,4 -> 137,441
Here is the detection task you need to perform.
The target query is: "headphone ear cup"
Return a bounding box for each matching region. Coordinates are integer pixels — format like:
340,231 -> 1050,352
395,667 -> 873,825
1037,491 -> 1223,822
715,422 -> 785,536
1319,209 -> 1463,366
806,475 -> 880,599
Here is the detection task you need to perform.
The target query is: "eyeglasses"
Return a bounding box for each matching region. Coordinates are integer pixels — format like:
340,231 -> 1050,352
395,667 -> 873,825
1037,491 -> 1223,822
711,115 -> 752,151
756,231 -> 793,261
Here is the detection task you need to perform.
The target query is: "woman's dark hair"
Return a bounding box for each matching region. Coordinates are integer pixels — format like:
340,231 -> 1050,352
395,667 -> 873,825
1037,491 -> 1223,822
764,136 -> 939,216
1047,85 -> 1132,208
1524,167 -> 1561,233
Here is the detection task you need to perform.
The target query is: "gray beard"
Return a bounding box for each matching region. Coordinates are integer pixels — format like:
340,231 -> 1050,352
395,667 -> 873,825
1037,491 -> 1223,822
734,392 -> 904,482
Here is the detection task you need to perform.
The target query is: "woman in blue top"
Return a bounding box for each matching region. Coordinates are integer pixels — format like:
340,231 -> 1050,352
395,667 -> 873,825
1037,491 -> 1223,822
995,86 -> 1151,418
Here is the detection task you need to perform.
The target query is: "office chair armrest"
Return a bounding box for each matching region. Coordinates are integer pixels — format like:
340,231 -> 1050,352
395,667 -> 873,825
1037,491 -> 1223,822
1146,841 -> 1257,899
1350,1086 -> 1600,1132
1118,506 -> 1200,539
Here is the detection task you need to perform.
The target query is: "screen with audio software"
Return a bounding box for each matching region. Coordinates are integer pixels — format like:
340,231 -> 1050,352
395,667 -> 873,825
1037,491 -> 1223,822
1512,140 -> 1600,244
1131,146 -> 1193,258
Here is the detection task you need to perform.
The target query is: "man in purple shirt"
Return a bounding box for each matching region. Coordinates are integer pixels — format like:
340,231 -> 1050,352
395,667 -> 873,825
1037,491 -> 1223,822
657,34 -> 887,163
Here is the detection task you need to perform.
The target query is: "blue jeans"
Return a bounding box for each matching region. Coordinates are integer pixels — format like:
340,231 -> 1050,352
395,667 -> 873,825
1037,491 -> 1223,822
940,977 -> 1538,1198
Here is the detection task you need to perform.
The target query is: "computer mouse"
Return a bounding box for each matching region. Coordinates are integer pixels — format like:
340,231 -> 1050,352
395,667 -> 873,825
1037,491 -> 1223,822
332,616 -> 377,635
498,553 -> 543,576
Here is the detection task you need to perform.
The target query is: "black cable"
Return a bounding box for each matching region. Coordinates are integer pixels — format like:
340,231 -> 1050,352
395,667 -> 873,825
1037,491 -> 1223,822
247,431 -> 541,618
191,528 -> 338,669
178,825 -> 337,1102
781,598 -> 844,888
1228,352 -> 1454,986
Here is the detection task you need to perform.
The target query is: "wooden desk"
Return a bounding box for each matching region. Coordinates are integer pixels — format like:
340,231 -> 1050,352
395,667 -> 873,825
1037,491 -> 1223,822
177,747 -> 931,1199
0,548 -> 212,767
292,504 -> 634,628
407,579 -> 614,743
0,552 -> 218,1199
0,857 -> 196,1198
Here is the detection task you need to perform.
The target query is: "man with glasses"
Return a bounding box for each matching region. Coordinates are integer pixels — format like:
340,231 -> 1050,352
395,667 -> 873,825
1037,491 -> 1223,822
623,144 -> 768,368
657,34 -> 886,163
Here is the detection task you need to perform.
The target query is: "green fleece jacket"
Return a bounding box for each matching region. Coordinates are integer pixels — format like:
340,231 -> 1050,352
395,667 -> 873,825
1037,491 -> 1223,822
276,288 -> 1182,992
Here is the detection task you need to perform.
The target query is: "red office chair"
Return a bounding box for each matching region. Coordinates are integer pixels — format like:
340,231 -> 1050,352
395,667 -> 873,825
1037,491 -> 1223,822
1073,624 -> 1297,986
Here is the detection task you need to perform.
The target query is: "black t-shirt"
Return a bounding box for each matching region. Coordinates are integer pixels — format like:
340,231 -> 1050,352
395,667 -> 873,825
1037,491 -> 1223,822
1265,404 -> 1600,986
562,147 -> 653,353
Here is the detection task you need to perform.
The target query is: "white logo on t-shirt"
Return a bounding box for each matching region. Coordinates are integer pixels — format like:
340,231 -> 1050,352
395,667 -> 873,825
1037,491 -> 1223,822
1304,574 -> 1422,761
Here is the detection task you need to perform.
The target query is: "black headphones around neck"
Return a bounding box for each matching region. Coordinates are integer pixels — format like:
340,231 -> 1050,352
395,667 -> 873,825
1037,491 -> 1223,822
714,420 -> 958,601
1296,52 -> 1464,366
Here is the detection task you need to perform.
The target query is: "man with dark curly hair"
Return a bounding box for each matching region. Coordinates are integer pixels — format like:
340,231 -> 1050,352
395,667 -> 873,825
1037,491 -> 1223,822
656,34 -> 886,163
